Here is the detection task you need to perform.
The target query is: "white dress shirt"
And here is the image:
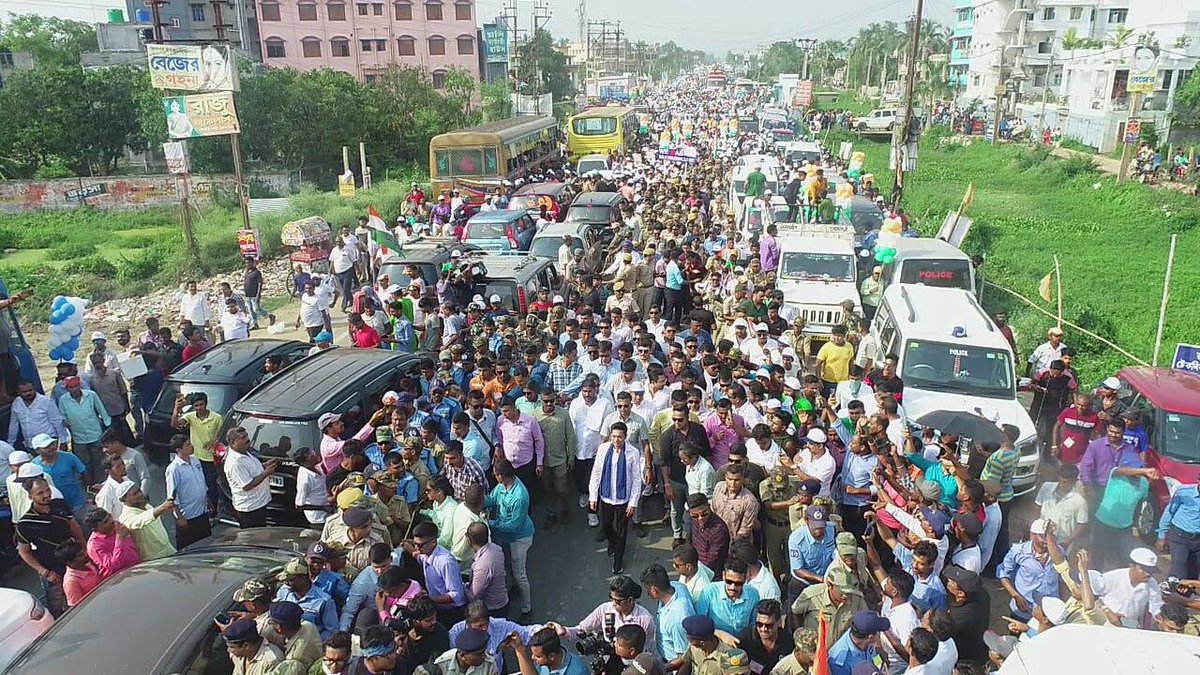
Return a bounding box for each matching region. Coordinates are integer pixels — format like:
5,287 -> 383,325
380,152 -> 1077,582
178,290 -> 212,325
223,450 -> 272,512
588,442 -> 644,508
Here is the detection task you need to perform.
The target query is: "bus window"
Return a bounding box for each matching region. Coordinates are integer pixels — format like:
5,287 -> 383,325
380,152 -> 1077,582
573,117 -> 617,135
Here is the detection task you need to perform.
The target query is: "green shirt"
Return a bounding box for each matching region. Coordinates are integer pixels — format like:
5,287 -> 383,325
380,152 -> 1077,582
180,410 -> 223,462
118,504 -> 177,561
534,407 -> 576,468
745,171 -> 767,198
981,446 -> 1021,502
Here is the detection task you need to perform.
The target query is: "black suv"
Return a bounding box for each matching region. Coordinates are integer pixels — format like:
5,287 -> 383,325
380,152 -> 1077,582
215,348 -> 422,524
144,338 -> 311,464
377,242 -> 480,289
565,191 -> 629,226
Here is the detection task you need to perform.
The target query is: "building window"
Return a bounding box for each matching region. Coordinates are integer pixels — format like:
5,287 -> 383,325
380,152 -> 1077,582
375,38 -> 387,51
1178,70 -> 1193,89
170,16 -> 181,27
428,35 -> 445,55
1037,41 -> 1052,54
298,2 -> 318,20
358,3 -> 369,15
1069,6 -> 1082,20
366,73 -> 377,83
373,2 -> 383,14
454,1 -> 470,20
190,3 -> 206,21
457,35 -> 473,54
259,2 -> 281,21
1107,9 -> 1127,24
425,1 -> 442,20
394,1 -> 413,19
361,39 -> 373,51
0,49 -> 13,67
432,69 -> 446,89
332,37 -> 351,56
1160,69 -> 1174,90
328,2 -> 346,20
265,38 -> 286,58
301,37 -> 322,57
398,36 -> 416,55
1041,7 -> 1054,21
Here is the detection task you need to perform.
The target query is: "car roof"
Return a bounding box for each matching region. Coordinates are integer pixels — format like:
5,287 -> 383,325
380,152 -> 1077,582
1118,367 -> 1200,416
234,349 -> 419,418
513,182 -> 572,197
467,209 -> 527,224
533,222 -> 597,238
571,192 -> 623,206
893,237 -> 970,261
6,545 -> 300,675
577,154 -> 609,162
476,254 -> 549,277
167,338 -> 308,383
379,242 -> 478,265
779,237 -> 854,254
0,589 -> 33,641
882,284 -> 1010,350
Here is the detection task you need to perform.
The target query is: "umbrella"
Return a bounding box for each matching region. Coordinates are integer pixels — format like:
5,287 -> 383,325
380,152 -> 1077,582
915,410 -> 1008,445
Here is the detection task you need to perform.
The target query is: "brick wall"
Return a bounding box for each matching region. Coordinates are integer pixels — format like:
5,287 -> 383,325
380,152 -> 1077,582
0,172 -> 294,214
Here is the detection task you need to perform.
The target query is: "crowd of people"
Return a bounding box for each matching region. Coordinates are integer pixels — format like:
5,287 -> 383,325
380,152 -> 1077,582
3,71 -> 1199,675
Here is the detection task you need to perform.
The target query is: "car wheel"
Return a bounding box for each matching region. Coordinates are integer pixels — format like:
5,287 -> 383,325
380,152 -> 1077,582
857,123 -> 867,131
886,122 -> 895,131
1133,498 -> 1158,543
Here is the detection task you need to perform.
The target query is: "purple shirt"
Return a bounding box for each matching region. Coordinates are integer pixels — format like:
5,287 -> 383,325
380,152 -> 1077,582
469,541 -> 509,611
1079,437 -> 1142,487
702,413 -> 745,468
760,233 -> 780,272
495,412 -> 545,469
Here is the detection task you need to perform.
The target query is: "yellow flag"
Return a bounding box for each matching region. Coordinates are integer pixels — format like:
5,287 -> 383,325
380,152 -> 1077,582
960,182 -> 976,214
1038,271 -> 1054,303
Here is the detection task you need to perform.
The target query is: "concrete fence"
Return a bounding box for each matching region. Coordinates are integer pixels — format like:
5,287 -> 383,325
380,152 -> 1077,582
0,172 -> 295,214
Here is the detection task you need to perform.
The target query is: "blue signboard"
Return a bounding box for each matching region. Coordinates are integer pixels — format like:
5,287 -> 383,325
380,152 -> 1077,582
1172,343 -> 1200,376
483,24 -> 508,63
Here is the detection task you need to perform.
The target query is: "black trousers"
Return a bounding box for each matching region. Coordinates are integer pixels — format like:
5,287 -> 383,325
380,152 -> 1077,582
1168,526 -> 1200,580
573,458 -> 595,497
599,501 -> 631,565
175,514 -> 213,549
513,459 -> 540,506
236,506 -> 269,529
840,504 -> 871,543
664,288 -> 684,325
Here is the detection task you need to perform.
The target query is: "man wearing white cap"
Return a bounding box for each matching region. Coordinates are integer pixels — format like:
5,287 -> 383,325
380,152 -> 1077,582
8,457 -> 63,521
794,429 -> 836,498
740,324 -> 778,366
84,331 -> 121,376
1025,327 -> 1066,378
31,433 -> 87,512
1097,547 -> 1163,628
116,480 -> 177,561
996,518 -> 1060,621
7,381 -> 67,453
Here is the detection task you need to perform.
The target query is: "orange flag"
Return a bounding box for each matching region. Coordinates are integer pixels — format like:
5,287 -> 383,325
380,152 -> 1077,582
813,613 -> 831,675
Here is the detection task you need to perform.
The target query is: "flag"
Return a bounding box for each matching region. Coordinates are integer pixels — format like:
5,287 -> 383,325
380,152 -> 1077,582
813,613 -> 831,675
1038,270 -> 1054,303
960,182 -> 975,214
367,206 -> 401,257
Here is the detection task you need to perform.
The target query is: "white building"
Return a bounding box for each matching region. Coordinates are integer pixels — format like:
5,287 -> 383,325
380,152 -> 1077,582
963,0 -> 1199,152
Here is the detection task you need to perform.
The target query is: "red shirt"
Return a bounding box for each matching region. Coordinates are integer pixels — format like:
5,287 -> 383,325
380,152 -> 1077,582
1056,407 -> 1099,464
181,343 -> 205,363
352,325 -> 381,348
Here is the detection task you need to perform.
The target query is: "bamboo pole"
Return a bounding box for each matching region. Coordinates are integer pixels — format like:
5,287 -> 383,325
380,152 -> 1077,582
1152,234 -> 1177,367
1053,254 -> 1062,330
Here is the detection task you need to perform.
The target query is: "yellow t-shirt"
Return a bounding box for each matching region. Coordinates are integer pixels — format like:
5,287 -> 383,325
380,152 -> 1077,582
181,410 -> 224,462
816,341 -> 855,384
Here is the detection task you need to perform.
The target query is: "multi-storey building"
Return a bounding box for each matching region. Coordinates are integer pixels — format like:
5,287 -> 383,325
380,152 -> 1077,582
254,0 -> 481,85
125,1 -> 263,60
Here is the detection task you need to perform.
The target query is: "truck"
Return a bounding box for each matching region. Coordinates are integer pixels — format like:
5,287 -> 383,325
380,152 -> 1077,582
585,74 -> 635,104
775,223 -> 861,356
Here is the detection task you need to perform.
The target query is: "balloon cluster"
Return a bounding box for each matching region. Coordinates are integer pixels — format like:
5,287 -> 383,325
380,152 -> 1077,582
835,181 -> 855,212
847,151 -> 866,180
47,295 -> 89,362
874,217 -> 903,264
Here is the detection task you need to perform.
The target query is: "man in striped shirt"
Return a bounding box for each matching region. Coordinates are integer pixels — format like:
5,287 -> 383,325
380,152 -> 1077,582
981,439 -> 1020,573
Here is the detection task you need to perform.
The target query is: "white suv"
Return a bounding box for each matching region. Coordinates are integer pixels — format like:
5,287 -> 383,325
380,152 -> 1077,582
854,109 -> 898,131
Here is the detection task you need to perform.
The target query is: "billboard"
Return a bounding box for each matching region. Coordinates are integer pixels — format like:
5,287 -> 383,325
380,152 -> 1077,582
792,80 -> 813,107
483,24 -> 508,63
163,92 -> 241,139
1173,344 -> 1200,376
1127,44 -> 1159,95
147,44 -> 239,92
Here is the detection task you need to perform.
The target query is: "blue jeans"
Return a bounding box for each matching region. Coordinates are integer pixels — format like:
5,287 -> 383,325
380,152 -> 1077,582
246,295 -> 269,325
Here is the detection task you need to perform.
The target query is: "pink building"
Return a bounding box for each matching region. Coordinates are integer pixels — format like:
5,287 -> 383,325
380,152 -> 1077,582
256,0 -> 480,85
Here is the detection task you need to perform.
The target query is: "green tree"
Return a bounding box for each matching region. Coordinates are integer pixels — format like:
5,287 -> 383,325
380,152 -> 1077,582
759,41 -> 805,80
481,80 -> 513,121
1109,25 -> 1135,48
514,28 -> 575,104
441,67 -> 480,126
810,40 -> 847,85
1172,70 -> 1200,127
0,14 -> 98,66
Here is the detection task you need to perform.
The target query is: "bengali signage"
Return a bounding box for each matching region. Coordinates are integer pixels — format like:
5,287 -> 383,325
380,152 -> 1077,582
792,80 -> 813,107
483,24 -> 508,63
147,44 -> 239,92
65,183 -> 107,201
1172,344 -> 1200,376
163,92 -> 241,139
1128,44 -> 1159,95
163,141 -> 189,175
1124,118 -> 1141,144
237,229 -> 261,259
339,171 -> 356,198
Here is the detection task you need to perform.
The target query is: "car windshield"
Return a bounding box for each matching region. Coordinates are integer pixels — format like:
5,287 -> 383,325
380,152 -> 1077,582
153,381 -> 240,417
474,281 -> 519,311
902,339 -> 1015,399
531,236 -> 580,259
566,205 -> 612,223
771,206 -> 793,223
779,252 -> 855,282
379,262 -> 434,288
229,412 -> 321,460
577,159 -> 608,174
898,259 -> 973,290
572,117 -> 617,136
1158,411 -> 1200,463
508,195 -> 541,212
466,218 -> 510,239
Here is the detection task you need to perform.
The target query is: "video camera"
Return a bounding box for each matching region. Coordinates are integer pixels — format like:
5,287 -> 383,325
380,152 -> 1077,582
574,630 -> 614,675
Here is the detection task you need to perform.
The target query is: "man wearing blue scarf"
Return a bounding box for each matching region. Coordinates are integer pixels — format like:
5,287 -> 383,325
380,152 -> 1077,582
588,422 -> 644,575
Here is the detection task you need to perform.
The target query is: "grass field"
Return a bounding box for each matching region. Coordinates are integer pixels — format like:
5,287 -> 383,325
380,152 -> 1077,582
830,127 -> 1200,384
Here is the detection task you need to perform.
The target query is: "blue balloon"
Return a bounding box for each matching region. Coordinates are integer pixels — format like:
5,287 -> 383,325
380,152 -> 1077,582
48,346 -> 62,361
66,335 -> 80,350
49,310 -> 63,324
51,296 -> 67,311
62,303 -> 76,316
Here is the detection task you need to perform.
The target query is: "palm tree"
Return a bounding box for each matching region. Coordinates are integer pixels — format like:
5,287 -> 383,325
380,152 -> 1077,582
1109,25 -> 1135,48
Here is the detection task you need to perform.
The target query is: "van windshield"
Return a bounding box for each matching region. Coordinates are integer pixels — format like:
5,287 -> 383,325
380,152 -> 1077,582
898,259 -> 973,289
902,339 -> 1015,399
1158,411 -> 1200,463
228,412 -> 321,460
780,252 -> 855,282
531,236 -> 581,259
577,158 -> 609,174
566,206 -> 613,223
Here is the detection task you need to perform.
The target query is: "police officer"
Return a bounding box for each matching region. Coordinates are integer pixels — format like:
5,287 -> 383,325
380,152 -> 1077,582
759,467 -> 799,583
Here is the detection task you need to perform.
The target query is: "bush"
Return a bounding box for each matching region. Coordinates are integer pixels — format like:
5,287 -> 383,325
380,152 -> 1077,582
47,239 -> 97,261
63,255 -> 118,278
115,248 -> 167,284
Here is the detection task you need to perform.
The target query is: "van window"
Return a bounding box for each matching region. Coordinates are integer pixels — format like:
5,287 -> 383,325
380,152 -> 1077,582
229,413 -> 321,460
875,312 -> 898,357
476,281 -> 518,311
897,259 -> 972,289
901,339 -> 1014,399
566,205 -> 614,223
539,265 -> 561,292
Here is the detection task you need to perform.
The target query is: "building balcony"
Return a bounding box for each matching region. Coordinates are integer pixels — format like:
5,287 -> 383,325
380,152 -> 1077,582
954,0 -> 973,7
950,48 -> 970,65
953,21 -> 973,37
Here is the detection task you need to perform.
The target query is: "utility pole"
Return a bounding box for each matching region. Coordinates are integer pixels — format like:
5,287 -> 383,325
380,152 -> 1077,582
1037,54 -> 1055,135
532,0 -> 551,114
992,51 -> 1006,144
891,0 -> 924,207
149,0 -> 167,43
795,38 -> 816,80
1117,92 -> 1142,183
209,0 -> 230,43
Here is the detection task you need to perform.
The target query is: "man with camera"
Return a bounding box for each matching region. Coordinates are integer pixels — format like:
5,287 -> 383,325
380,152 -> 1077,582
506,626 -> 590,675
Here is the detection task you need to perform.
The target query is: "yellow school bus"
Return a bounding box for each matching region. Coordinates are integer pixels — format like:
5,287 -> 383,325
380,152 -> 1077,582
429,116 -> 560,197
566,106 -> 638,163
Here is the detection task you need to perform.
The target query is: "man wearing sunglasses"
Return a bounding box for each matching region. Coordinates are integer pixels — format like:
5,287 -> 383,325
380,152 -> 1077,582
694,557 -> 760,634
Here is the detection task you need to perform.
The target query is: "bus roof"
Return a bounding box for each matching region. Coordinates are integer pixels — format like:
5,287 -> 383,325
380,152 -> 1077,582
573,106 -> 636,119
430,115 -> 556,147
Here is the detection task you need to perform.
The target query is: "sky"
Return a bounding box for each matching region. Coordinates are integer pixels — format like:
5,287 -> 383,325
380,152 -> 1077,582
2,0 -> 954,53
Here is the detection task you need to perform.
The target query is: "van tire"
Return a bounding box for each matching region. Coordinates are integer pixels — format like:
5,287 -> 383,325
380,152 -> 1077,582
1133,498 -> 1158,544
